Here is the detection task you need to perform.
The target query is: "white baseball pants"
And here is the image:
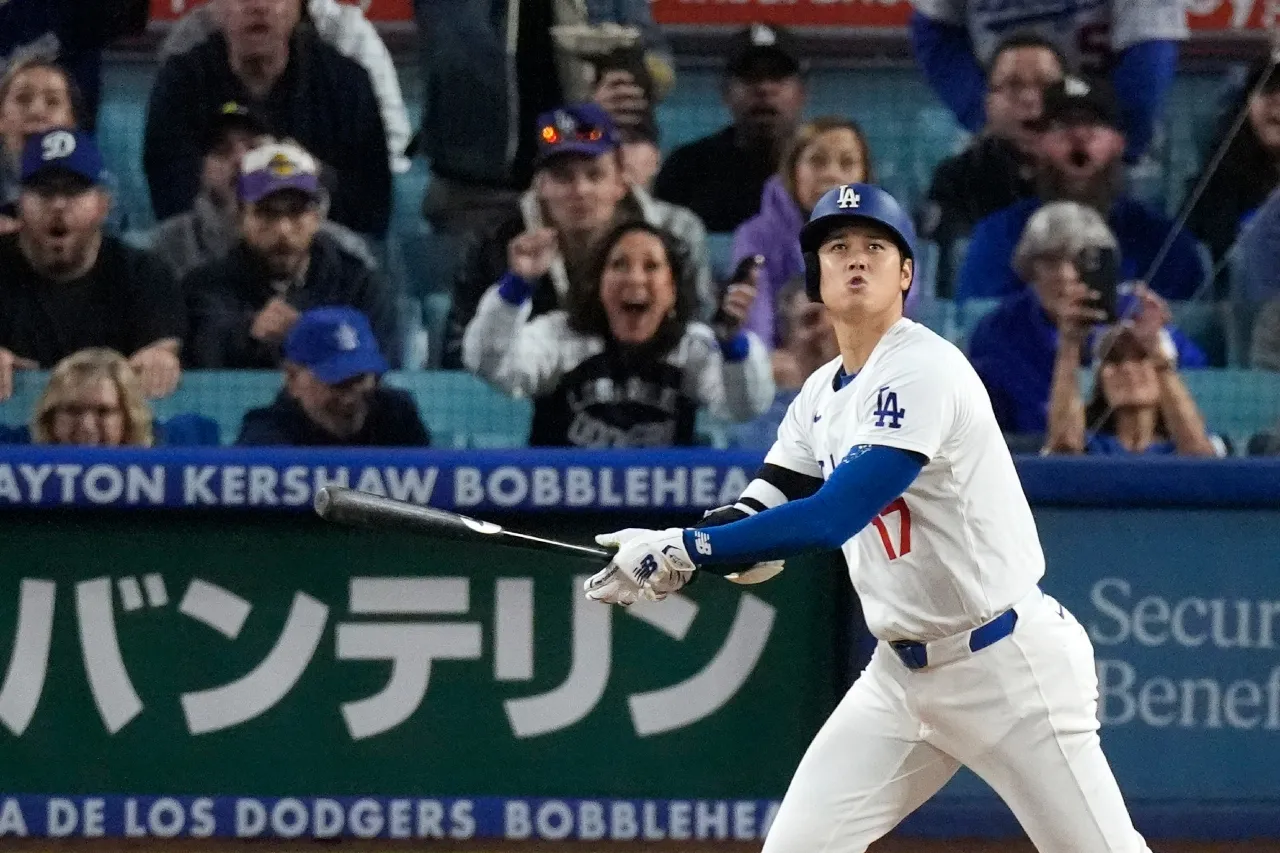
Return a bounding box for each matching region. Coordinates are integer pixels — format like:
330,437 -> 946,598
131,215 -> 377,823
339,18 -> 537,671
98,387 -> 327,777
762,590 -> 1152,853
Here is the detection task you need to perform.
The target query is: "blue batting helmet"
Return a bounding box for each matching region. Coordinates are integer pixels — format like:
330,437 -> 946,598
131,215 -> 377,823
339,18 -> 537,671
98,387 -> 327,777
800,183 -> 916,301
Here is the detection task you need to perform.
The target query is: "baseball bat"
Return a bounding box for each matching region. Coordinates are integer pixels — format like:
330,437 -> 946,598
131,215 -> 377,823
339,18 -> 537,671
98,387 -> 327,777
313,486 -> 613,563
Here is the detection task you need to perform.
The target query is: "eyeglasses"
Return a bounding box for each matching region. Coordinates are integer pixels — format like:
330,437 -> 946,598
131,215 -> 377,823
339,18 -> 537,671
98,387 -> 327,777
540,123 -> 605,146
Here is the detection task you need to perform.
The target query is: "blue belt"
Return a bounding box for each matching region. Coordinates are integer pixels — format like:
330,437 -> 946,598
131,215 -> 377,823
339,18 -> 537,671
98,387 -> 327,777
890,607 -> 1020,671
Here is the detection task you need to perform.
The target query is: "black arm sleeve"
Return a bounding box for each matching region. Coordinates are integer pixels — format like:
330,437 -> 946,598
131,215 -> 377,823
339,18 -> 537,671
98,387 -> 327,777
755,462 -> 824,502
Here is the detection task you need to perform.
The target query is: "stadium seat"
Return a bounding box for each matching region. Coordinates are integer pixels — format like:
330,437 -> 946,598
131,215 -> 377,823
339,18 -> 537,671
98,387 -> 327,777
1169,300 -> 1228,367
951,297 -> 1002,348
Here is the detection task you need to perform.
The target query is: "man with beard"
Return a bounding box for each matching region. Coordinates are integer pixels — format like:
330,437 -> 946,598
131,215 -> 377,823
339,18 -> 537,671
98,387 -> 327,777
956,76 -> 1204,303
185,141 -> 398,369
0,129 -> 184,401
653,24 -> 807,232
919,33 -> 1064,296
144,0 -> 390,237
237,306 -> 430,446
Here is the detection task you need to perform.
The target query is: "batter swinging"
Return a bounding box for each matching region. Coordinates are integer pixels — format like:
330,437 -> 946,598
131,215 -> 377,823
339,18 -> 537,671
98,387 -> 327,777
582,183 -> 1152,853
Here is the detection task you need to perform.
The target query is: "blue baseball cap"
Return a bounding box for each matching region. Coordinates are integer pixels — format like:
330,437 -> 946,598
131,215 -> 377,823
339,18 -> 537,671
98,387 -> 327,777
20,129 -> 108,186
534,103 -> 621,167
284,307 -> 388,383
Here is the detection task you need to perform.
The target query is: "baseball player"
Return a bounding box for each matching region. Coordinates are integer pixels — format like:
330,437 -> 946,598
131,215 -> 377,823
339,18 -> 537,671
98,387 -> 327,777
584,183 -> 1153,852
908,0 -> 1186,158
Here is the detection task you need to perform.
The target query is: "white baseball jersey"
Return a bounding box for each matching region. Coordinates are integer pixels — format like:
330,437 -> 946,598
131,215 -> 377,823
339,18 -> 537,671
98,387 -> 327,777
764,318 -> 1043,642
911,0 -> 1187,71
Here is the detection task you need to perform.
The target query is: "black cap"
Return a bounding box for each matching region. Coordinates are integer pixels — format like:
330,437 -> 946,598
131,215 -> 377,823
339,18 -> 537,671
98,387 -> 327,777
725,24 -> 802,81
1036,76 -> 1123,131
206,101 -> 268,152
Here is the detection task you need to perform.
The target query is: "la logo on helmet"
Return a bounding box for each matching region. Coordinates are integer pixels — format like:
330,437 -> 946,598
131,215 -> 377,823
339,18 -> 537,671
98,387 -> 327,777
837,186 -> 861,209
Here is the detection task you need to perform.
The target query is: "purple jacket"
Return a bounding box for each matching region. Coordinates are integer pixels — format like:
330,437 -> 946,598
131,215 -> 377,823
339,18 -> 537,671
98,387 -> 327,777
732,176 -> 925,346
731,176 -> 806,347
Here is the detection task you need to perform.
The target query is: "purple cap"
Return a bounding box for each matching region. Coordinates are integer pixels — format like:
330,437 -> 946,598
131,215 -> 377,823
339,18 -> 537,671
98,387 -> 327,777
20,129 -> 108,186
284,307 -> 388,383
534,103 -> 621,168
238,142 -> 322,204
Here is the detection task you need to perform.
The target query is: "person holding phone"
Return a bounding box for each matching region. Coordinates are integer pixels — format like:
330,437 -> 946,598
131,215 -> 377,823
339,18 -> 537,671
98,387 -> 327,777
463,221 -> 773,447
1042,287 -> 1225,457
730,117 -> 874,349
969,201 -> 1206,437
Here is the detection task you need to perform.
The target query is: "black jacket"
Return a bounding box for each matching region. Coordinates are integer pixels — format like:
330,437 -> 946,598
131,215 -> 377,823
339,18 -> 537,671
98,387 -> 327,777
185,232 -> 399,369
144,29 -> 391,236
236,387 -> 431,447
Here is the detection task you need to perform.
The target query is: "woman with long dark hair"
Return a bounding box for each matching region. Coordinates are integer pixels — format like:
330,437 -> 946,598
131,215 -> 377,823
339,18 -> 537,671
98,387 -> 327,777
462,221 -> 774,447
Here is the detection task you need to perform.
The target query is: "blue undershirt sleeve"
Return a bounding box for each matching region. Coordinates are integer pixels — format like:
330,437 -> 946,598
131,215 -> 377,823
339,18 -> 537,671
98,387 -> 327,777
908,12 -> 987,134
1111,40 -> 1178,161
683,445 -> 927,567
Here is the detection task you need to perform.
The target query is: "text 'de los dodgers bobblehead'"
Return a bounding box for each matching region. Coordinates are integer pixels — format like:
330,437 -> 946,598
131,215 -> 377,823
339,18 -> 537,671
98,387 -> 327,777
583,185 -> 1155,852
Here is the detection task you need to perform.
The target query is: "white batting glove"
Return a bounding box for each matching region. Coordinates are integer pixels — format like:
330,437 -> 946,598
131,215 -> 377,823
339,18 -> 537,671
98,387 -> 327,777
584,527 -> 696,605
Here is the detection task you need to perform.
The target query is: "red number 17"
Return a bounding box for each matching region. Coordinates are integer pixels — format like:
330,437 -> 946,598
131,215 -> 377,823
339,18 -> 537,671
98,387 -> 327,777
871,497 -> 912,560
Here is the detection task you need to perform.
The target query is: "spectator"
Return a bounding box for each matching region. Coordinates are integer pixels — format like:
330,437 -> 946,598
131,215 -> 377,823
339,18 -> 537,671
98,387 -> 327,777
186,141 -> 398,370
463,221 -> 773,447
1239,186 -> 1280,307
654,24 -> 807,232
908,0 -> 1186,160
415,0 -> 673,237
442,103 -> 712,369
588,46 -> 664,191
1186,58 -> 1280,276
919,34 -> 1064,295
1043,311 -> 1224,457
957,76 -> 1204,303
16,348 -> 218,447
0,130 -> 184,402
237,307 -> 430,447
969,201 -> 1206,435
147,107 -> 374,281
0,56 -> 82,226
145,0 -> 390,237
731,117 -> 872,347
0,0 -> 147,128
158,0 -> 412,175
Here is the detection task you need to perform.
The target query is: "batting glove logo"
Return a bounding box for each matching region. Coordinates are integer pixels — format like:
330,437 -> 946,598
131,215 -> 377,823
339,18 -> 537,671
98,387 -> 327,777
634,554 -> 659,584
693,530 -> 712,556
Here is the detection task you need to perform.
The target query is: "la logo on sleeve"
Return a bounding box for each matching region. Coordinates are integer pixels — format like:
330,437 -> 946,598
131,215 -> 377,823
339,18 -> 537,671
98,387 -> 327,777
873,385 -> 905,428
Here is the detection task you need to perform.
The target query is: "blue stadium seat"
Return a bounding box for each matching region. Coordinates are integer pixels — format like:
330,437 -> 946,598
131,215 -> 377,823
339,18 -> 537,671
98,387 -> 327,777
1169,300 -> 1228,368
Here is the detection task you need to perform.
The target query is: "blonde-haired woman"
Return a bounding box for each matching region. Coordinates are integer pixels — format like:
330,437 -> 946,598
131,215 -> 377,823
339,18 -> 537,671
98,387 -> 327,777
30,349 -> 155,446
731,116 -> 874,349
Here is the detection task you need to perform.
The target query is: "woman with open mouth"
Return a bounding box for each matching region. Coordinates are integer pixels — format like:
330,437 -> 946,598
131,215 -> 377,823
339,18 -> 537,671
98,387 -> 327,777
462,221 -> 775,447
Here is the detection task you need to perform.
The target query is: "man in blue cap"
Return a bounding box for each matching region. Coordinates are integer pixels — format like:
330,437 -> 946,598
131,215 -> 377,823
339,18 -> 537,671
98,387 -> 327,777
237,306 -> 430,447
442,101 -> 712,369
0,128 -> 184,401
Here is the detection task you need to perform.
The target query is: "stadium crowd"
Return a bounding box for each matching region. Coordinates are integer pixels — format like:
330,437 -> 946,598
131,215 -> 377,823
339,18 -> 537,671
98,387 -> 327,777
0,0 -> 1277,455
